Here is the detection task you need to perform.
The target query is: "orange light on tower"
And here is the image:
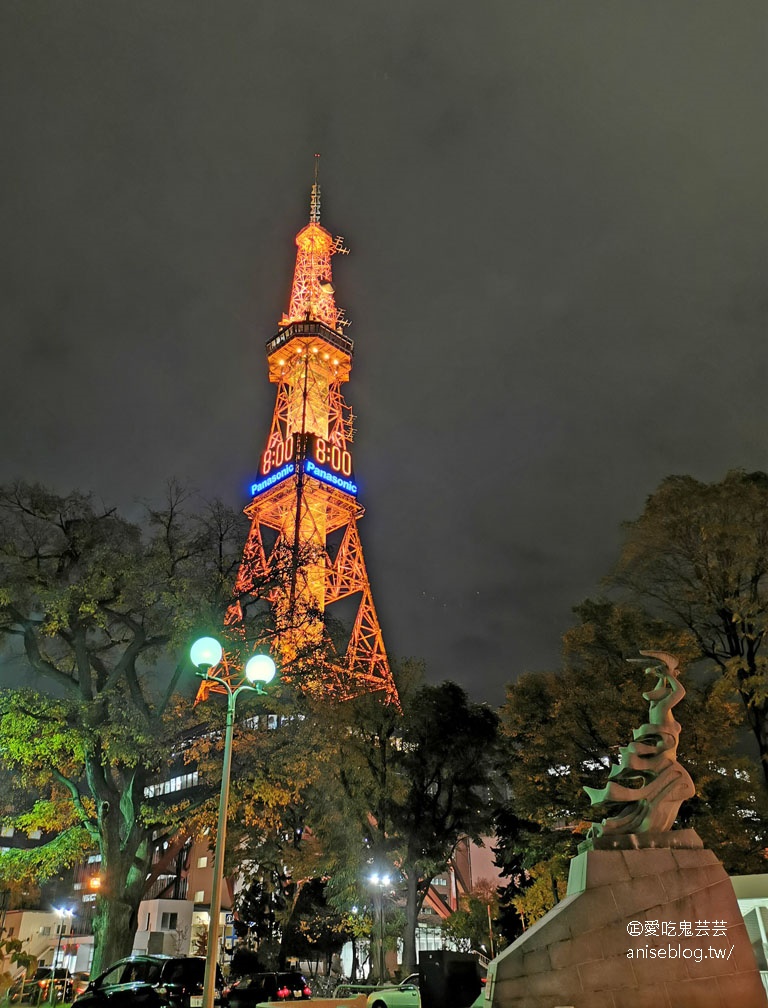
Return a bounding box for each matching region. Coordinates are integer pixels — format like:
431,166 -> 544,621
197,159 -> 398,706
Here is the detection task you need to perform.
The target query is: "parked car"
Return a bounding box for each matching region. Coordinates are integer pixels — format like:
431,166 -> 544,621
365,973 -> 487,1008
8,967 -> 73,1004
222,970 -> 312,1006
365,975 -> 420,1008
158,956 -> 224,1007
73,955 -> 223,1008
72,956 -> 170,1007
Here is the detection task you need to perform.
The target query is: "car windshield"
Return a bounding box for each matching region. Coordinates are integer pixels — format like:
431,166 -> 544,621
162,959 -> 204,984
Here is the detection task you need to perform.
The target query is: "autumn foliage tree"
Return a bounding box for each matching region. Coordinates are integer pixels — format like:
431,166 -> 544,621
495,471 -> 768,930
310,672 -> 499,978
442,880 -> 503,958
392,682 -> 499,975
611,470 -> 768,786
0,482 -> 256,973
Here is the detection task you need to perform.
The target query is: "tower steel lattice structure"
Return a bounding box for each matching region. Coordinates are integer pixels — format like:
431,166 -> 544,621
197,168 -> 398,706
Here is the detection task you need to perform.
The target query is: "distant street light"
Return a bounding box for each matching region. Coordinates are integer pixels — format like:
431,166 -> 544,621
50,907 -> 73,1004
191,636 -> 276,1008
369,872 -> 391,983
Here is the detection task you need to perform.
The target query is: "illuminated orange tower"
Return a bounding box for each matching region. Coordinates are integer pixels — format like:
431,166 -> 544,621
201,163 -> 397,705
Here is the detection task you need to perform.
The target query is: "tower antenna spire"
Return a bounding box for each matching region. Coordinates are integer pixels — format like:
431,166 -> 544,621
310,153 -> 321,223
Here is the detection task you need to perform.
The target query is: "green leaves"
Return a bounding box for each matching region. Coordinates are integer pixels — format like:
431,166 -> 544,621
0,690 -> 84,775
0,482 -> 253,970
0,827 -> 93,887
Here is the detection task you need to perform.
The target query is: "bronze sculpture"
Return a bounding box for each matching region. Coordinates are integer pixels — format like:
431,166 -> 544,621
584,650 -> 695,840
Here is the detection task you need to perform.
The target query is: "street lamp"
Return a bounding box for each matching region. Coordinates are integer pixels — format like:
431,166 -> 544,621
369,872 -> 391,983
50,907 -> 73,1004
190,636 -> 276,1008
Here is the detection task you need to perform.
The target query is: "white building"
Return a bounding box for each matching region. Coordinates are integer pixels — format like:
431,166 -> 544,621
1,909 -> 93,979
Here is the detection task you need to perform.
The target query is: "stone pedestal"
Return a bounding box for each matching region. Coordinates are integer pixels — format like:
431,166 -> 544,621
486,831 -> 767,1008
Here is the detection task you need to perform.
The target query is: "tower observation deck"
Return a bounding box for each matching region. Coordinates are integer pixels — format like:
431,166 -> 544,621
197,167 -> 398,706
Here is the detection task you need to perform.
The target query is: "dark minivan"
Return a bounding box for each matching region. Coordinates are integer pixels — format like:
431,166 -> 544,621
222,971 -> 312,1006
73,955 -> 223,1007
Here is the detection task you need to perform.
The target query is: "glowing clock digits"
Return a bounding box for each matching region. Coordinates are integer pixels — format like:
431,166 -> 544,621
261,435 -> 296,475
313,437 -> 352,476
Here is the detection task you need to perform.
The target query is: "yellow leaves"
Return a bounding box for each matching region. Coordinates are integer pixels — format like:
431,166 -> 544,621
12,798 -> 80,835
38,573 -> 116,636
510,855 -> 569,928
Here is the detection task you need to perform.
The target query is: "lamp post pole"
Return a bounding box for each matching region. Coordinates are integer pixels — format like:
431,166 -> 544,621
369,873 -> 390,983
50,908 -> 72,1005
190,637 -> 276,1008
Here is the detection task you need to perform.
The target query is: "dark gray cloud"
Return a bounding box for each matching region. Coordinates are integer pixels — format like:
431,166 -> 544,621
1,1 -> 765,705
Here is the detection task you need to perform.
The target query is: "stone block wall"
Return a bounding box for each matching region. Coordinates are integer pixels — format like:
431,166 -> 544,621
486,837 -> 767,1008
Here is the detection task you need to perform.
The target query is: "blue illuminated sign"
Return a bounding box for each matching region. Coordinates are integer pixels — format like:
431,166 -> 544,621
304,459 -> 358,496
250,463 -> 294,497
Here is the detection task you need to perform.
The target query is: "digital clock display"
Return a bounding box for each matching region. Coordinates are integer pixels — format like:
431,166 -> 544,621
253,433 -> 357,499
260,434 -> 353,479
309,436 -> 353,478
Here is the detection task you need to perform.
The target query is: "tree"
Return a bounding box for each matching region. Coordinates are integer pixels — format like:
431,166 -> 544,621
196,679 -> 350,970
303,669 -> 498,979
495,598 -> 768,930
393,682 -> 499,975
442,881 -> 502,959
0,482 -> 253,973
0,927 -> 36,998
280,878 -> 349,982
611,470 -> 768,787
306,664 -> 417,980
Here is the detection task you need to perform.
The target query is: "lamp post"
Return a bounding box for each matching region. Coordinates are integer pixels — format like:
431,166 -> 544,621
50,907 -> 72,1004
369,872 -> 390,983
190,636 -> 276,1008
348,906 -> 357,981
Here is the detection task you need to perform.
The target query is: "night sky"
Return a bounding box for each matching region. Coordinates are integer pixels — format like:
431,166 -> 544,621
1,3 -> 765,707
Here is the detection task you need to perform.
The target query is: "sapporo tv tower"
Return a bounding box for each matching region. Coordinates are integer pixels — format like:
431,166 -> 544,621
198,160 -> 398,706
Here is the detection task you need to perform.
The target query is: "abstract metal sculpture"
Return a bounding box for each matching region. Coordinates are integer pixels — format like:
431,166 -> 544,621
584,650 -> 695,840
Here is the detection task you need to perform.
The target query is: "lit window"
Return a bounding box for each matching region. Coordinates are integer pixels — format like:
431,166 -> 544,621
194,890 -> 205,903
197,856 -> 208,869
0,826 -> 14,838
144,770 -> 199,799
